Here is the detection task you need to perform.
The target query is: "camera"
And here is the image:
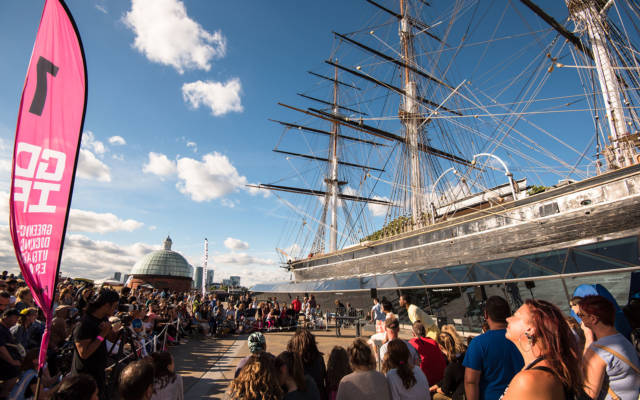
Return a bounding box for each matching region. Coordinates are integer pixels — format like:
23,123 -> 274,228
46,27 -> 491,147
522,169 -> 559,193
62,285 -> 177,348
120,314 -> 133,327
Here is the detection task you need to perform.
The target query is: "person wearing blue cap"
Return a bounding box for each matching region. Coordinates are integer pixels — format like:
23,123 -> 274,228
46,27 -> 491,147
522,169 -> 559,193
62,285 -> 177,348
235,332 -> 267,378
570,284 -> 632,340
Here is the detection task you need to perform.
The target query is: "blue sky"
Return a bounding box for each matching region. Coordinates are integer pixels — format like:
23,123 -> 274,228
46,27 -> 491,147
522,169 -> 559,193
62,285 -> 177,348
1,0 -> 389,286
0,1 -> 633,286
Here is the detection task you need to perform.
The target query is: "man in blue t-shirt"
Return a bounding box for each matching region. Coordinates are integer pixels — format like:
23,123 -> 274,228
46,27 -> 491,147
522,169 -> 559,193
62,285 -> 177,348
463,296 -> 523,400
370,297 -> 386,333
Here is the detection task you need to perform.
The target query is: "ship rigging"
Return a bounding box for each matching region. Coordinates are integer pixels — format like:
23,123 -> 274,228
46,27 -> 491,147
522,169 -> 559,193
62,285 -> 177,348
249,0 -> 640,278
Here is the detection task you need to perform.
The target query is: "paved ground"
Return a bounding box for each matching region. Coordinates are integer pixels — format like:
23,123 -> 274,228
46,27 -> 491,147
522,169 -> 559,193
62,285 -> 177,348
169,333 -> 245,399
170,324 -> 414,399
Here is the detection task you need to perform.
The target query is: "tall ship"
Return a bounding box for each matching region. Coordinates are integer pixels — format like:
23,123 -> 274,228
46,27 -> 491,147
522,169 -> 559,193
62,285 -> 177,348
250,0 -> 640,324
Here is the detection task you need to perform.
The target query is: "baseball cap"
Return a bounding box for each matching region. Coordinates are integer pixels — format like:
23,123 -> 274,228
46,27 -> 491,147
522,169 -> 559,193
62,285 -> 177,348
19,307 -> 36,316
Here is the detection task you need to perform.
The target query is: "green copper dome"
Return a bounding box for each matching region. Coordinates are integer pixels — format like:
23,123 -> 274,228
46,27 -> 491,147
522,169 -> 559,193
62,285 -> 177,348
131,236 -> 193,279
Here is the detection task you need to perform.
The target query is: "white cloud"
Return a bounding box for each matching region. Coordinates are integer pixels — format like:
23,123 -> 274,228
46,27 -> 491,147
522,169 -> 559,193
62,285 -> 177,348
0,211 -> 283,286
224,237 -> 249,250
143,151 -> 260,203
143,152 -> 176,177
175,152 -> 247,202
182,79 -> 243,116
82,131 -> 106,155
186,141 -> 197,153
108,136 -> 126,146
77,149 -> 111,182
124,0 -> 226,74
0,159 -> 11,174
69,209 -> 144,233
0,225 -> 159,280
221,198 -> 237,208
0,191 -> 8,224
213,252 -> 275,266
368,195 -> 390,217
60,235 -> 159,280
0,190 -> 141,234
95,4 -> 107,14
246,185 -> 271,198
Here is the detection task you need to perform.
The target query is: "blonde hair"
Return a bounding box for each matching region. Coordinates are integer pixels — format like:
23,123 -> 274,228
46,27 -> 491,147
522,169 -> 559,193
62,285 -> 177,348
437,332 -> 458,363
228,353 -> 282,400
16,287 -> 31,300
441,324 -> 467,353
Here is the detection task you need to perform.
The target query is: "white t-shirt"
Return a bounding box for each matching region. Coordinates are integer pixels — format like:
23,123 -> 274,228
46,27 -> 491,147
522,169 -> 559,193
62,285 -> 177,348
386,366 -> 431,400
407,304 -> 439,340
379,340 -> 420,368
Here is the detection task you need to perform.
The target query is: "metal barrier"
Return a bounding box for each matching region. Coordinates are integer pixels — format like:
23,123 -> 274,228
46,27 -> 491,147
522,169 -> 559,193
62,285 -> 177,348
334,316 -> 361,337
105,317 -> 180,371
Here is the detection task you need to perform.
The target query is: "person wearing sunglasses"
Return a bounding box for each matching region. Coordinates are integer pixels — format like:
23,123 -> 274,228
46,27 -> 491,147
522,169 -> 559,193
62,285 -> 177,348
579,295 -> 640,400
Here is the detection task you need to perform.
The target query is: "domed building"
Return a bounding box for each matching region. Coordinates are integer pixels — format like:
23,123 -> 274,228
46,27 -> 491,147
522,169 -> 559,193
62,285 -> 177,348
129,236 -> 193,291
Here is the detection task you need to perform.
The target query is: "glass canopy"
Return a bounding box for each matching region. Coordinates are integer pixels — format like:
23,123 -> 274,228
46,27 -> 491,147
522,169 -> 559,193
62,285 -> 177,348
251,236 -> 639,293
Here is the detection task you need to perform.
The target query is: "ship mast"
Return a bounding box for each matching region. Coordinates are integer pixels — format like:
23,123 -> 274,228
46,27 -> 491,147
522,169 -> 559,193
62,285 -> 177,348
399,0 -> 424,225
566,0 -> 637,169
329,65 -> 340,252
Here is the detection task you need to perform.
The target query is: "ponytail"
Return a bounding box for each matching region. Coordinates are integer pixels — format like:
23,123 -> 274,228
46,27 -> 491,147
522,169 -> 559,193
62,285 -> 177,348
381,339 -> 416,390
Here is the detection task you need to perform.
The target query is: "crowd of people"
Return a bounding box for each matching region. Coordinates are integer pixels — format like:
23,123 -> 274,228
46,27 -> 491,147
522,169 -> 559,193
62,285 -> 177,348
0,267 -> 638,400
0,272 -> 206,400
229,293 -> 640,400
189,293 -> 328,335
0,276 -> 351,400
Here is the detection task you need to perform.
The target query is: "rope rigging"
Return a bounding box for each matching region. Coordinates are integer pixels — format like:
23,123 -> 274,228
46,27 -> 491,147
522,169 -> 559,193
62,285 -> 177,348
269,0 -> 640,259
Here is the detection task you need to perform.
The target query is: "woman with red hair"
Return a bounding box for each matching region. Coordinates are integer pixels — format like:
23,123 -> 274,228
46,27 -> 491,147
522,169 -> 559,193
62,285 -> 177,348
502,299 -> 584,400
579,295 -> 640,400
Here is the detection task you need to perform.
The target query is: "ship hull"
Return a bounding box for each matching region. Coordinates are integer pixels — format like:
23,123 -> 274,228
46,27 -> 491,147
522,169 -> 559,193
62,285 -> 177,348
292,165 -> 640,281
254,165 -> 640,294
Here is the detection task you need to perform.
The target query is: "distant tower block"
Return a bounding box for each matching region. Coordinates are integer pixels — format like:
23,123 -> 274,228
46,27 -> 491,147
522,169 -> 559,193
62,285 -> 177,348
194,266 -> 203,290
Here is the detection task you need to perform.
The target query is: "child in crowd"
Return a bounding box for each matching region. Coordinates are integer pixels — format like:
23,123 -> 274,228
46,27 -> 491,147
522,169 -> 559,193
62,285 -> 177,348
149,351 -> 184,400
327,346 -> 352,400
